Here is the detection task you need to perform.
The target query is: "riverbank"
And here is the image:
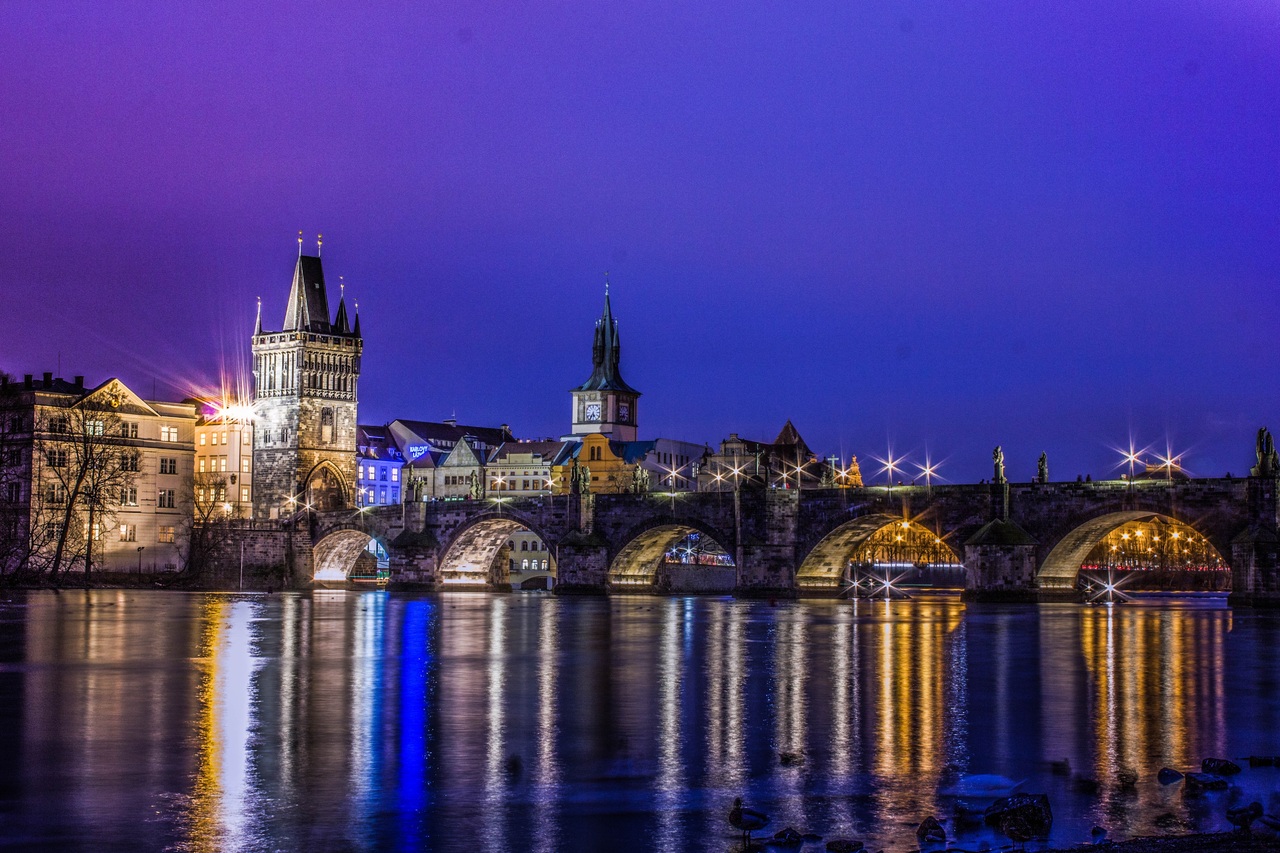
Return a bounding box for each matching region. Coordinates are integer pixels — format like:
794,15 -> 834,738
1048,833 -> 1280,852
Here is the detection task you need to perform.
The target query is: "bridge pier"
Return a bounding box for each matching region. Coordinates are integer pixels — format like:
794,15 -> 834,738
554,537 -> 610,594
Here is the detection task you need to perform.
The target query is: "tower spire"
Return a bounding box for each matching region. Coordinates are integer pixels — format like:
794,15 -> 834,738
317,233 -> 323,256
334,275 -> 351,334
254,296 -> 263,335
297,230 -> 303,257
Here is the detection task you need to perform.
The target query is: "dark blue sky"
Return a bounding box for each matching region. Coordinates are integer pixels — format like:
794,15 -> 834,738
2,2 -> 1277,482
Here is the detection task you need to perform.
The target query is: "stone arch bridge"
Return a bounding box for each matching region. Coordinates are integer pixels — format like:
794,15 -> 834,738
307,475 -> 1279,604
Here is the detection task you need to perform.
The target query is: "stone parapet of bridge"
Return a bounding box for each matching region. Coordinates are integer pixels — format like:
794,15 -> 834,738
277,473 -> 1280,605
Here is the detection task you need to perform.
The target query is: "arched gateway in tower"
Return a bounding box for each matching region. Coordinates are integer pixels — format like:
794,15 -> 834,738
251,239 -> 363,519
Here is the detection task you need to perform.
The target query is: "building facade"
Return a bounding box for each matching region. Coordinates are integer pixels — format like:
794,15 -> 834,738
192,402 -> 255,517
356,424 -> 404,506
0,373 -> 195,576
251,245 -> 362,518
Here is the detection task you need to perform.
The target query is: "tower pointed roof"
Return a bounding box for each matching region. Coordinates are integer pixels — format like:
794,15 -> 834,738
282,255 -> 333,333
772,419 -> 813,458
334,298 -> 350,334
573,280 -> 639,394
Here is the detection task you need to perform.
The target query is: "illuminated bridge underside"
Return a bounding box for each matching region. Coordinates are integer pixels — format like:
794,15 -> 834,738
795,516 -> 903,589
439,517 -> 532,586
609,524 -> 731,587
313,529 -> 375,582
1038,511 -> 1223,583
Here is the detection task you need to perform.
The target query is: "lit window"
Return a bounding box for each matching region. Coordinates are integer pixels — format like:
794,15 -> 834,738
158,489 -> 175,509
199,458 -> 206,473
199,434 -> 207,446
391,468 -> 398,482
241,486 -> 250,502
241,458 -> 251,473
158,526 -> 175,544
119,524 -> 136,542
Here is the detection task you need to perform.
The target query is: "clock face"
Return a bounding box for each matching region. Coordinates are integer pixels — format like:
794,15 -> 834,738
585,403 -> 601,421
618,403 -> 630,422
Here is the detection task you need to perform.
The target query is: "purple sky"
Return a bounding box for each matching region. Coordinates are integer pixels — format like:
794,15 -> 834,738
2,2 -> 1277,482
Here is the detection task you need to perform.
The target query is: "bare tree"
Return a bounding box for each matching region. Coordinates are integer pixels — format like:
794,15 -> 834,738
182,469 -> 239,583
34,402 -> 140,585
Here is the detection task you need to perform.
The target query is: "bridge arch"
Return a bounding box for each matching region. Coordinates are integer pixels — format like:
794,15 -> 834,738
795,514 -> 963,592
608,517 -> 736,591
313,528 -> 385,583
1038,510 -> 1231,586
437,511 -> 558,589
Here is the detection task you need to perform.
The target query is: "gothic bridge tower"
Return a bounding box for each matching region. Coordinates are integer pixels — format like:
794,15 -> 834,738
567,282 -> 640,442
251,238 -> 362,519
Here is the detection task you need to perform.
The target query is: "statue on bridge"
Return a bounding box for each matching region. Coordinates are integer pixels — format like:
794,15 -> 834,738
468,470 -> 484,501
1253,427 -> 1280,477
630,464 -> 651,494
1037,452 -> 1048,484
993,446 -> 1006,484
570,460 -> 591,495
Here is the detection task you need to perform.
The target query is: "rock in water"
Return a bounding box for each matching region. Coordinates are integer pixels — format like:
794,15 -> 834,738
983,793 -> 1053,838
772,827 -> 804,848
1156,767 -> 1184,785
1201,757 -> 1241,775
1182,772 -> 1228,793
916,816 -> 946,844
779,750 -> 805,767
1091,826 -> 1107,845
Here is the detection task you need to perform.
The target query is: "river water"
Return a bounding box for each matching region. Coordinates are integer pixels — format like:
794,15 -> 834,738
1,590 -> 1279,852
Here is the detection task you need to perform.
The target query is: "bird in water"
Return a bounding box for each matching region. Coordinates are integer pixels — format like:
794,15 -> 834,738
728,797 -> 770,848
1228,802 -> 1263,834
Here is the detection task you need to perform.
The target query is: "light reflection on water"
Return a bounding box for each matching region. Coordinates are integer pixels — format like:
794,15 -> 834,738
1,591 -> 1279,852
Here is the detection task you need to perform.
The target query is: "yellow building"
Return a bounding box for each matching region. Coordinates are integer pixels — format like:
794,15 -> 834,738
191,400 -> 255,518
551,433 -> 639,495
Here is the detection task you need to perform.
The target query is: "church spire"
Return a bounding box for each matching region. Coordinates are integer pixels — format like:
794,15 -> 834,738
573,275 -> 638,395
254,296 -> 262,335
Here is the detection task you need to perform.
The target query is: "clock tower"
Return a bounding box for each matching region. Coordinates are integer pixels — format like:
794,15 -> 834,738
567,282 -> 640,441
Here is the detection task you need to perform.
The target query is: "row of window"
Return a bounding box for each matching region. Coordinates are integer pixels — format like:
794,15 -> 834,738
197,485 -> 251,504
45,485 -> 178,508
359,464 -> 398,482
510,559 -> 550,572
199,431 -> 250,447
57,522 -> 176,544
490,479 -> 546,491
508,539 -> 548,551
198,456 -> 250,474
42,451 -> 174,474
358,487 -> 399,505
